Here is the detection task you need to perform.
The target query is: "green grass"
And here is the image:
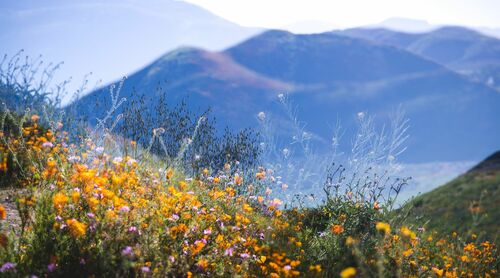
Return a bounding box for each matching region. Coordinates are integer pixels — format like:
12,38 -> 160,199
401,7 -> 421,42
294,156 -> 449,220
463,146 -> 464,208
405,153 -> 500,243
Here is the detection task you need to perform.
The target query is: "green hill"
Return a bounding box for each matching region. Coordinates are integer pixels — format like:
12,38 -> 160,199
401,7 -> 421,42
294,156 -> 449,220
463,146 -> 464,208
406,151 -> 500,242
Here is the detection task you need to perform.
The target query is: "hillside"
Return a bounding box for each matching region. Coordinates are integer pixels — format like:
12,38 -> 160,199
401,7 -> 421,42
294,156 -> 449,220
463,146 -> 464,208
406,151 -> 500,241
70,30 -> 500,163
339,26 -> 500,90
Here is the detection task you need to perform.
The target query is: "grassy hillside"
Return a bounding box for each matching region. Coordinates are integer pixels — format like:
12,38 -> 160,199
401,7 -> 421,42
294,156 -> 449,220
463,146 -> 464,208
406,151 -> 500,242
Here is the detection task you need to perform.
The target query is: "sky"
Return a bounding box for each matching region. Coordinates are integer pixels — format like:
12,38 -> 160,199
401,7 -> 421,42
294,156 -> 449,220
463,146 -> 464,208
183,0 -> 500,30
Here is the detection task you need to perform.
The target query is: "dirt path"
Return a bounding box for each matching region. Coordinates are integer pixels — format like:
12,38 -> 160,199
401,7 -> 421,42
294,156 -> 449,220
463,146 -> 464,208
0,188 -> 23,233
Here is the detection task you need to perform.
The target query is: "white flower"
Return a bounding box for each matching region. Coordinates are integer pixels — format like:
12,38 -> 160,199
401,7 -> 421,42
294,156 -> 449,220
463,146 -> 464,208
95,147 -> 104,154
357,112 -> 365,120
282,148 -> 290,158
257,111 -> 266,121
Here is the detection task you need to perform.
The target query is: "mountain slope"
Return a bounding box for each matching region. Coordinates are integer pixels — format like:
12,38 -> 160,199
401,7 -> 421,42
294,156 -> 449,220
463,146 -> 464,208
0,0 -> 261,96
71,30 -> 500,163
406,151 -> 500,242
339,27 -> 500,89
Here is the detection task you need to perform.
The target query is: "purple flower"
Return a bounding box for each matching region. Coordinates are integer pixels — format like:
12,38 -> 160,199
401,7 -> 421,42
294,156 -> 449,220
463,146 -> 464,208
141,266 -> 150,273
284,265 -> 292,271
203,229 -> 212,235
47,263 -> 57,272
86,213 -> 95,219
42,142 -> 54,149
224,247 -> 234,256
119,206 -> 130,213
128,226 -> 138,234
0,262 -> 16,273
240,253 -> 250,259
121,246 -> 134,258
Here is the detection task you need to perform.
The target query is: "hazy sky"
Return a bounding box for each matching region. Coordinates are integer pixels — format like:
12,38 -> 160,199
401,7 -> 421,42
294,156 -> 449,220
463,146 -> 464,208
183,0 -> 500,29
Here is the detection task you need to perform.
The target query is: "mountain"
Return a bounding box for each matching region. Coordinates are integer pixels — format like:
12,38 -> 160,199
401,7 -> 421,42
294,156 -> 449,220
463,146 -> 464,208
338,26 -> 500,90
70,30 -> 500,163
0,0 -> 261,99
367,17 -> 438,33
405,151 -> 500,242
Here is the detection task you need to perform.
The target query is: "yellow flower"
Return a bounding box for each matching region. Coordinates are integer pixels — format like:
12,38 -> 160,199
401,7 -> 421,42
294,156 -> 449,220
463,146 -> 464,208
71,191 -> 80,203
309,264 -> 322,273
0,205 -> 6,220
331,224 -> 344,235
432,267 -> 444,277
166,168 -> 174,179
400,226 -> 416,239
376,222 -> 391,235
403,249 -> 414,257
53,192 -> 69,211
346,236 -> 356,246
260,256 -> 267,263
340,267 -> 357,278
66,219 -> 87,238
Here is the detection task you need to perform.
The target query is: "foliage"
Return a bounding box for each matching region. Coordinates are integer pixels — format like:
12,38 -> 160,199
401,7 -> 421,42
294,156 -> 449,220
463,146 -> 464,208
0,118 -> 497,277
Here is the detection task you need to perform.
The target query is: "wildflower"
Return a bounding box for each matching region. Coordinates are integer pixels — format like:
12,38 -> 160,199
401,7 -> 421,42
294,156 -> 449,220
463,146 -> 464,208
122,246 -> 134,258
400,226 -> 416,239
31,115 -> 40,122
166,168 -> 174,179
346,236 -> 356,246
66,219 -> 87,238
340,267 -> 357,278
47,263 -> 56,272
141,266 -> 150,273
403,249 -> 414,257
260,256 -> 267,263
331,224 -> 344,235
42,142 -> 54,149
240,253 -> 250,259
119,206 -> 130,213
0,262 -> 16,273
269,198 -> 282,207
0,205 -> 6,220
376,222 -> 391,235
309,264 -> 322,273
53,192 -> 69,211
432,267 -> 444,277
224,247 -> 234,256
203,229 -> 212,235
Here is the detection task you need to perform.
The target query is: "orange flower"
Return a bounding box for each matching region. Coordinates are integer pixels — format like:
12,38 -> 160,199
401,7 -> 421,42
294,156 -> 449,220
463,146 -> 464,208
53,192 -> 69,211
340,267 -> 356,278
0,205 -> 6,220
66,219 -> 87,238
331,224 -> 344,235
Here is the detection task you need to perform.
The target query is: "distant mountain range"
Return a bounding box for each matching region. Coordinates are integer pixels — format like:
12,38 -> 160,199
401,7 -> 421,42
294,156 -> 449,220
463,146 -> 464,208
405,151 -> 500,242
0,0 -> 261,97
69,26 -> 500,163
338,26 -> 500,90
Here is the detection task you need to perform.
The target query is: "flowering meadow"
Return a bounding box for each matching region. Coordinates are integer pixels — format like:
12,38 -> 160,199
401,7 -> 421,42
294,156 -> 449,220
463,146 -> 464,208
0,113 -> 498,277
